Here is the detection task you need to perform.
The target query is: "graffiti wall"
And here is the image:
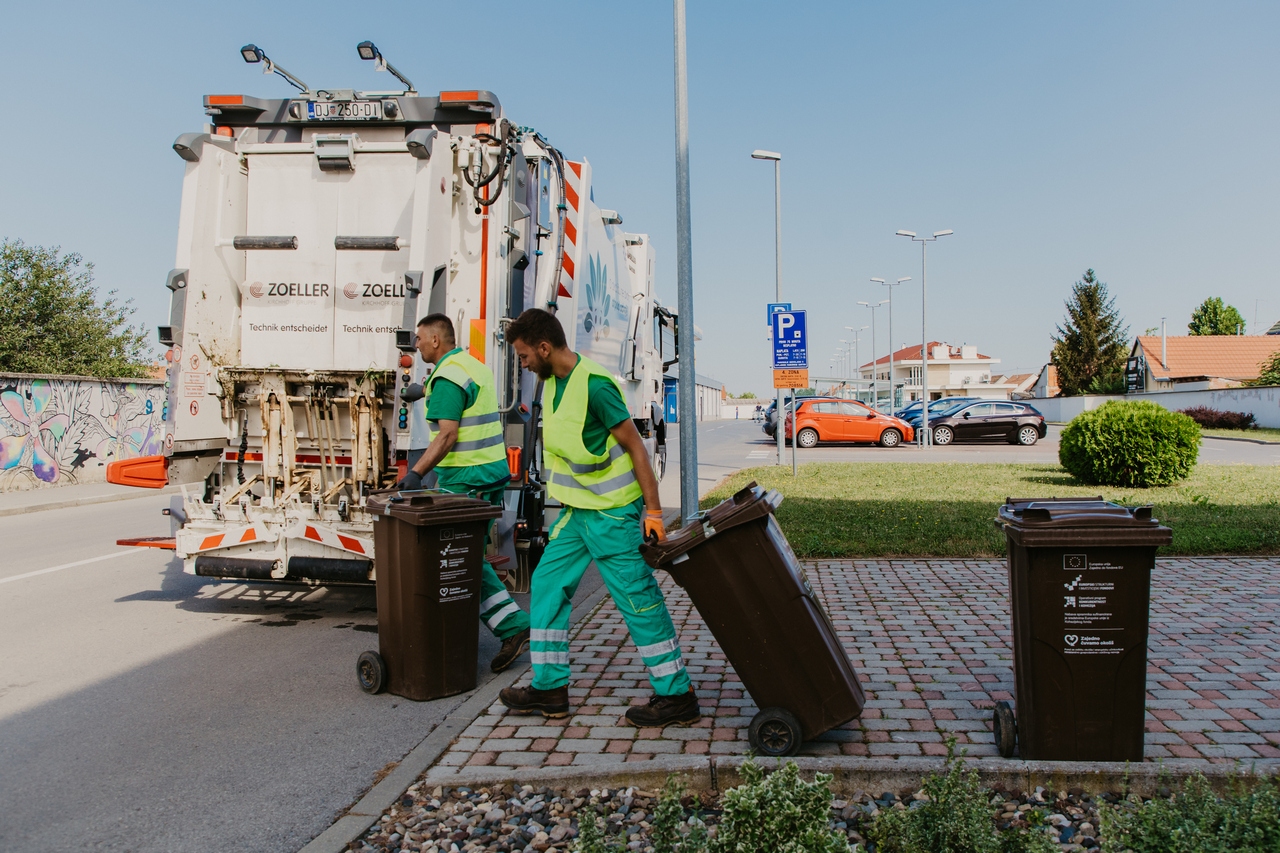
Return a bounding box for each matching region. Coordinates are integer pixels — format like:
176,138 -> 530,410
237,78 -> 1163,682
0,373 -> 165,491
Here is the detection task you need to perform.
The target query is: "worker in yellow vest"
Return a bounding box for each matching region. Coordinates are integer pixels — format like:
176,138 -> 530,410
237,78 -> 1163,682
395,314 -> 531,673
498,309 -> 699,727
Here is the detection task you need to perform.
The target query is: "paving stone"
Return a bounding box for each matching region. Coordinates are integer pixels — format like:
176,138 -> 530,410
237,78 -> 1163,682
423,557 -> 1280,771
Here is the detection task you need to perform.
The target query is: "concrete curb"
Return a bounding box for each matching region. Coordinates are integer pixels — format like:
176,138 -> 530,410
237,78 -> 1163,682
0,484 -> 184,517
419,754 -> 1280,798
298,582 -> 613,853
1201,433 -> 1280,445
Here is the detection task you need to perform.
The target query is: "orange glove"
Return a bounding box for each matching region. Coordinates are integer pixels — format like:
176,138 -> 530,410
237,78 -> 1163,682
643,509 -> 667,542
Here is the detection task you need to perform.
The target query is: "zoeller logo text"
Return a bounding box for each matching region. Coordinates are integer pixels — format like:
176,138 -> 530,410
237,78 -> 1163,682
342,282 -> 407,299
255,282 -> 331,298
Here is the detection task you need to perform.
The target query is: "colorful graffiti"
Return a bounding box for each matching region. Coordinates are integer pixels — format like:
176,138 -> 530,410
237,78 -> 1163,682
0,374 -> 165,491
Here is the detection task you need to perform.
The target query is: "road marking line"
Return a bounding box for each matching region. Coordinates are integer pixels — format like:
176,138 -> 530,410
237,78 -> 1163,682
0,550 -> 134,586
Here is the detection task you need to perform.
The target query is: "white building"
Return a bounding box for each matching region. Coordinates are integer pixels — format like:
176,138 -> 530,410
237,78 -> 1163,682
859,341 -> 1016,404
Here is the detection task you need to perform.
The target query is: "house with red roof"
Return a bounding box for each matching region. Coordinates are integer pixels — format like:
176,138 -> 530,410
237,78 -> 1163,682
1127,335 -> 1280,392
858,341 -> 1018,402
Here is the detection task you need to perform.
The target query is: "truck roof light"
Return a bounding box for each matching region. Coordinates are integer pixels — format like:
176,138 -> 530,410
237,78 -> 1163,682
241,44 -> 264,63
237,44 -> 309,93
356,41 -> 416,92
207,95 -> 244,106
440,90 -> 480,103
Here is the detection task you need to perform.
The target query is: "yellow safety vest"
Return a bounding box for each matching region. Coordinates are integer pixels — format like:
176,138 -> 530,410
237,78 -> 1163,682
425,350 -> 505,468
543,356 -> 642,509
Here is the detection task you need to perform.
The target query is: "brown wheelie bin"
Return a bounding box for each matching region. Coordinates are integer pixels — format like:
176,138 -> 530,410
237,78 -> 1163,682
358,490 -> 502,701
994,497 -> 1171,761
641,482 -> 864,756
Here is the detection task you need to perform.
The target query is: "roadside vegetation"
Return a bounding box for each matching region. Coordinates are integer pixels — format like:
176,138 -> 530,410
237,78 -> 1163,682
1200,426 -> 1280,441
701,462 -> 1280,557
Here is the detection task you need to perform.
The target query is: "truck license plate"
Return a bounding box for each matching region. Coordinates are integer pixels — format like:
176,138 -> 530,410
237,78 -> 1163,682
308,101 -> 383,120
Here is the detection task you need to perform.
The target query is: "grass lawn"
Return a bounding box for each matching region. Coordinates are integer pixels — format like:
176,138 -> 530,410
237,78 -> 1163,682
701,463 -> 1280,558
1200,426 -> 1280,441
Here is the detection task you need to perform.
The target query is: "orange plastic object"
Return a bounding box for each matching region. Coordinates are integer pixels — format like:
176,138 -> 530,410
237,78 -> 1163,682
117,537 -> 177,550
106,455 -> 169,489
506,446 -> 522,481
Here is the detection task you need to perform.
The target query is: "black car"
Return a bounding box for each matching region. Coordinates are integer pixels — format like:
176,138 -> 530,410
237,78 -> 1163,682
896,396 -> 982,425
926,401 -> 1047,446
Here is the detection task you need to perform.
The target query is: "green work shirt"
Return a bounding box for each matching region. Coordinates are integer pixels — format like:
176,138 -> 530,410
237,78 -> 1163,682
426,349 -> 511,492
550,355 -> 632,456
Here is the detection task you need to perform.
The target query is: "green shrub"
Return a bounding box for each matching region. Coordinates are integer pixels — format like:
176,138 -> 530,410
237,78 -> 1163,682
1100,772 -> 1280,852
1059,400 -> 1200,487
710,761 -> 852,853
871,738 -> 1056,853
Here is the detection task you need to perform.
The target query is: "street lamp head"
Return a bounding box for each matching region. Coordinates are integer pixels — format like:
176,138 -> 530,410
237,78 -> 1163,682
897,277 -> 912,283
869,277 -> 885,284
751,150 -> 782,161
878,299 -> 889,306
933,230 -> 954,237
896,230 -> 916,238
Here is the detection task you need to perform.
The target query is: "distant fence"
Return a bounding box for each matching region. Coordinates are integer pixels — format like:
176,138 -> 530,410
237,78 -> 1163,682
722,402 -> 766,420
1028,385 -> 1280,429
0,373 -> 165,491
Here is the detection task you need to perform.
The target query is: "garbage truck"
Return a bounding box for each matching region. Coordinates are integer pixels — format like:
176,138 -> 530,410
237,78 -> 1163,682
109,44 -> 679,586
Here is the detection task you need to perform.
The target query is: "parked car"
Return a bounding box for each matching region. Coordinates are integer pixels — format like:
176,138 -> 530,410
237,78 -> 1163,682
926,401 -> 1047,446
784,399 -> 915,448
762,395 -> 842,437
895,396 -> 982,424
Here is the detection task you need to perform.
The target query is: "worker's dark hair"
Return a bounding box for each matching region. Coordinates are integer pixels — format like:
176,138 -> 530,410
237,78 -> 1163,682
416,313 -> 455,346
506,309 -> 567,349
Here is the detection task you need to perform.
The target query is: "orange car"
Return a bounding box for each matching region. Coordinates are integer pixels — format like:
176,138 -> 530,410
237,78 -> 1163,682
784,399 -> 915,448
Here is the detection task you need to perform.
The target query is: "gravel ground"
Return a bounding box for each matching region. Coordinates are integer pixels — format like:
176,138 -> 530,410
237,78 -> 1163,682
347,781 -> 1118,852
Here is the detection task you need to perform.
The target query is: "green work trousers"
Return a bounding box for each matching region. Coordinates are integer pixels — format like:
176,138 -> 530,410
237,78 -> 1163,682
438,483 -> 530,640
529,497 -> 690,696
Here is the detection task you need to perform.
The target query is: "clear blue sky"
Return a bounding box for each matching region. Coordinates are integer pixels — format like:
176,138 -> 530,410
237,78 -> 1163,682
3,1 -> 1277,394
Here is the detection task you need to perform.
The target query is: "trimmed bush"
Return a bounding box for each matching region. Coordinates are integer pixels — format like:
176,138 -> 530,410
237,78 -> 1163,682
1177,405 -> 1257,431
1059,401 -> 1200,487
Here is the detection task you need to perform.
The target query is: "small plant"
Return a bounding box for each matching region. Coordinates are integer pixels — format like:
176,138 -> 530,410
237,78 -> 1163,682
1177,406 -> 1257,431
1059,400 -> 1201,487
1099,771 -> 1280,852
870,738 -> 1056,853
573,805 -> 617,853
650,775 -> 690,853
710,760 -> 853,853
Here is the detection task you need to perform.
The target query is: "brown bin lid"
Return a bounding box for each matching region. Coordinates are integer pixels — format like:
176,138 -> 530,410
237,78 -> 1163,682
640,481 -> 782,568
997,496 -> 1160,528
366,489 -> 503,526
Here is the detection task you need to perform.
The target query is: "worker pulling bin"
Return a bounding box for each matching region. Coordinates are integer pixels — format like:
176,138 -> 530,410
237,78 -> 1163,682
994,497 -> 1171,761
357,490 -> 502,701
641,482 -> 865,756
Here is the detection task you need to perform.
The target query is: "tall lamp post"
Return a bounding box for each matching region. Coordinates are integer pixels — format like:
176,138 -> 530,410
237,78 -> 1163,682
751,149 -> 784,467
673,0 -> 698,517
843,326 -> 867,398
895,229 -> 952,446
871,277 -> 911,411
856,300 -> 889,408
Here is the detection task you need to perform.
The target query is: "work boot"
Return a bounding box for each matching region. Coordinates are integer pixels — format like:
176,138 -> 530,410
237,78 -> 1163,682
490,628 -> 530,673
499,684 -> 570,718
624,689 -> 701,727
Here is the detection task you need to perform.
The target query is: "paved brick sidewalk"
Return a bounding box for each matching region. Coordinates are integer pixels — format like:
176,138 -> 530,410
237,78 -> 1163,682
427,558 -> 1280,775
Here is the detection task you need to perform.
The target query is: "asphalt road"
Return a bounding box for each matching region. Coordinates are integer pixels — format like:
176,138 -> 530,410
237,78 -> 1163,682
0,495 -> 601,853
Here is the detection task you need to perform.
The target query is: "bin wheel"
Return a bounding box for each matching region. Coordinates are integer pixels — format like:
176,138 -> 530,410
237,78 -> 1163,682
357,650 -> 388,695
993,700 -> 1017,758
749,707 -> 803,757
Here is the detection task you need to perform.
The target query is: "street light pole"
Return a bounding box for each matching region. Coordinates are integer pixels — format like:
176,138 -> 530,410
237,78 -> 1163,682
674,0 -> 698,518
857,300 -> 889,409
872,277 -> 911,411
752,149 -> 784,468
843,325 -> 867,399
896,230 -> 952,447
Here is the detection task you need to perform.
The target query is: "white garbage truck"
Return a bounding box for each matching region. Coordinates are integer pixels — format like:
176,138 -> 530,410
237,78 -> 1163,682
110,44 -> 679,586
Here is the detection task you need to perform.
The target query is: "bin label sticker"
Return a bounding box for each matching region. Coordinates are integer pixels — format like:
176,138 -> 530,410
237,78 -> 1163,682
1063,631 -> 1122,655
439,585 -> 472,603
1064,554 -> 1087,570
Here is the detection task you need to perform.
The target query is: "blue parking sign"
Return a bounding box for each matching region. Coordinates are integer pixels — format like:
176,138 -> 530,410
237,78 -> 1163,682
766,302 -> 791,325
771,310 -> 807,369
